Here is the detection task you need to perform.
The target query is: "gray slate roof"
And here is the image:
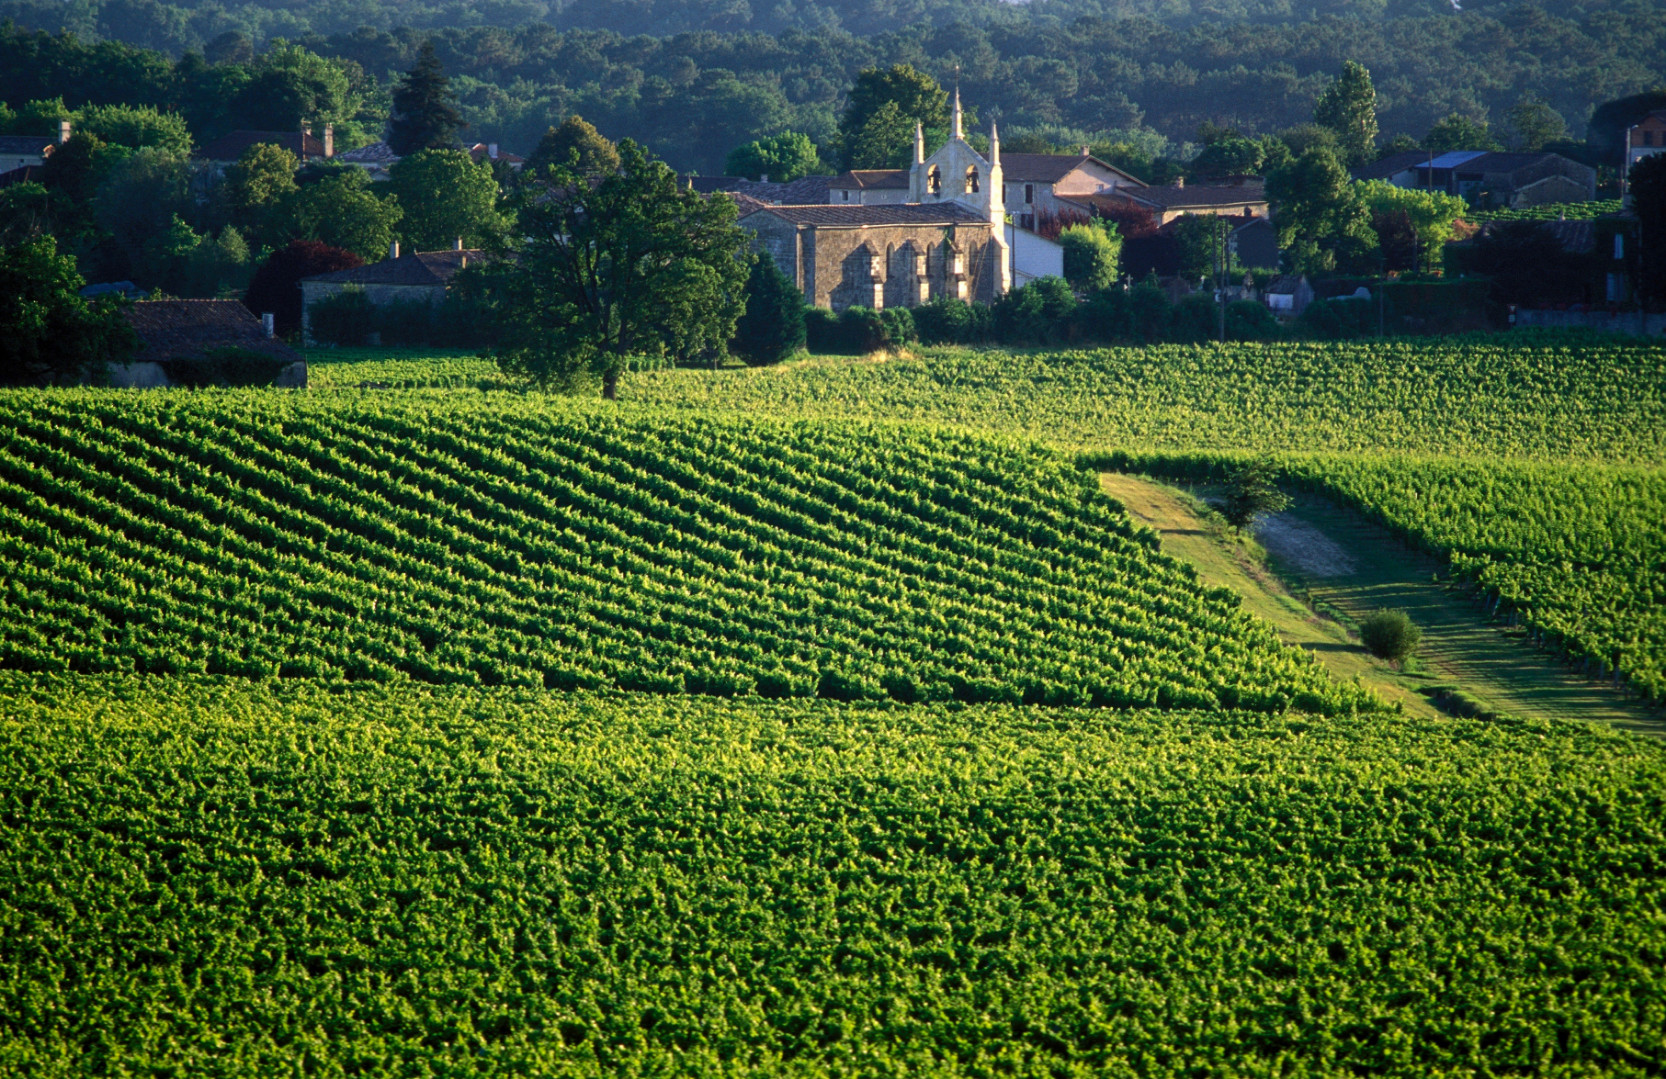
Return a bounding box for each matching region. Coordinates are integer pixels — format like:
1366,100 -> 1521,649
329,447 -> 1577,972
739,203 -> 990,227
122,300 -> 301,364
1119,181 -> 1266,210
0,135 -> 56,156
831,169 -> 909,189
302,249 -> 486,287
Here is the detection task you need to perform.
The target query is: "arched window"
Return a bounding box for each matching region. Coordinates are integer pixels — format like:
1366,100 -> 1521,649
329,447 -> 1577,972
928,166 -> 941,195
966,166 -> 979,193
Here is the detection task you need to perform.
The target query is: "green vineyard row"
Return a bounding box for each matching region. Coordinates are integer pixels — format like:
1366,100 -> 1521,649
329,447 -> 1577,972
2,678 -> 1662,1077
0,393 -> 1372,713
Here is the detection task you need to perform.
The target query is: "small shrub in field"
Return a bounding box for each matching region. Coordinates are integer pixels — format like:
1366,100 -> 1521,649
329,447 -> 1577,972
1221,459 -> 1290,527
1361,609 -> 1422,662
838,306 -> 887,353
879,306 -> 916,347
731,255 -> 806,366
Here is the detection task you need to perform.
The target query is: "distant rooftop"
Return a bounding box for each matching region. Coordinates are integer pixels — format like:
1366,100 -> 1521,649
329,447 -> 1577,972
302,248 -> 486,287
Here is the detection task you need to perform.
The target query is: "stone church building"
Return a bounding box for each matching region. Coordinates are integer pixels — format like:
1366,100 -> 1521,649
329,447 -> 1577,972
739,93 -> 1014,311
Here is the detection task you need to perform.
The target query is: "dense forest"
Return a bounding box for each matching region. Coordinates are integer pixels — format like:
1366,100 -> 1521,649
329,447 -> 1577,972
2,0 -> 1663,175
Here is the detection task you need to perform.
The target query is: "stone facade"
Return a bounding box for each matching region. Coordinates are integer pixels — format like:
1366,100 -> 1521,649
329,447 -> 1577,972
742,207 -> 1002,311
740,91 -> 1014,310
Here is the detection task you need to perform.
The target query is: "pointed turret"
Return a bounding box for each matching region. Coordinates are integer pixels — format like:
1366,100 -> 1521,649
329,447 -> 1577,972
914,121 -> 925,165
990,121 -> 1000,166
952,86 -> 963,140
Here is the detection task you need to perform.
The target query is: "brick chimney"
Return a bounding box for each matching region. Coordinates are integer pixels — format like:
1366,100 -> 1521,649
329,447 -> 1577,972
58,119 -> 72,144
1174,176 -> 1185,188
323,123 -> 334,158
454,237 -> 463,251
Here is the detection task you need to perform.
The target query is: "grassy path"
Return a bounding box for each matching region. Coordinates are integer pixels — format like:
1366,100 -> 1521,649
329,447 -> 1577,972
1101,473 -> 1666,737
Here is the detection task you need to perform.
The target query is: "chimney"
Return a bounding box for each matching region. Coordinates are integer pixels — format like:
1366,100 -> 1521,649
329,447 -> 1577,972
760,173 -> 769,184
461,255 -> 468,269
389,241 -> 400,260
1081,145 -> 1090,156
262,313 -> 274,339
301,120 -> 310,158
454,237 -> 463,251
488,142 -> 498,160
323,123 -> 334,158
1174,176 -> 1185,188
58,119 -> 72,144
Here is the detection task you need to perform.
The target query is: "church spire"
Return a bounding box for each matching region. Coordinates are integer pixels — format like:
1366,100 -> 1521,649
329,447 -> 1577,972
914,120 -> 925,165
990,120 -> 1000,166
951,86 -> 963,140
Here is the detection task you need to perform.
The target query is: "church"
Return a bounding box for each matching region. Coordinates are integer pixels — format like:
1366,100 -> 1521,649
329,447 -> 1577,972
738,92 -> 1018,311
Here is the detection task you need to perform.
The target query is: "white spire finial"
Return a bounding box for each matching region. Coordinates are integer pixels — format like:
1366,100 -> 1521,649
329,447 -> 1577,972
990,120 -> 1000,165
952,85 -> 963,140
914,120 -> 925,165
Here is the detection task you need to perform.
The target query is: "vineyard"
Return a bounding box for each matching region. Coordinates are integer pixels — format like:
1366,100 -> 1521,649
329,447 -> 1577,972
626,336 -> 1666,463
0,392 -> 1371,714
3,677 -> 1663,1078
1465,199 -> 1623,222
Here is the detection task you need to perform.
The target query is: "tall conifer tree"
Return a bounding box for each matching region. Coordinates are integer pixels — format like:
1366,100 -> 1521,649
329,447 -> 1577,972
388,42 -> 464,155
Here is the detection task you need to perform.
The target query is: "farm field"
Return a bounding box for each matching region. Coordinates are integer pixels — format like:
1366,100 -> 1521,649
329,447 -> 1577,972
2,332 -> 1663,1074
0,392 -> 1370,713
3,677 -> 1664,1078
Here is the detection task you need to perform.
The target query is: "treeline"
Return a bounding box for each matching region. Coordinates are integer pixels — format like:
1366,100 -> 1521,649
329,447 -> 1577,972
3,1 -> 1663,175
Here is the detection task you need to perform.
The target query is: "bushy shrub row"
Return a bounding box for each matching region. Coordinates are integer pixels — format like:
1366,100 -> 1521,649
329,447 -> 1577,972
306,282 -> 499,350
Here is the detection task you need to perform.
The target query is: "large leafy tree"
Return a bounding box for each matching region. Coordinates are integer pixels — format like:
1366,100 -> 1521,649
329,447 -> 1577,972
388,41 -> 463,156
222,142 -> 300,251
725,132 -> 824,182
838,65 -> 949,170
76,103 -> 193,156
1059,222 -> 1121,293
1356,181 -> 1466,274
525,116 -> 620,178
386,149 -> 510,252
492,139 -> 749,399
1265,147 -> 1378,275
0,236 -> 135,385
1422,113 -> 1501,153
1504,95 -> 1566,152
279,168 -> 403,261
1312,61 -> 1377,167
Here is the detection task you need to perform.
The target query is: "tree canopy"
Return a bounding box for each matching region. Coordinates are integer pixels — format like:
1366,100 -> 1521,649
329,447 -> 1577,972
524,116 -> 619,178
492,139 -> 749,398
1266,147 -> 1377,275
725,132 -> 823,182
387,41 -> 463,155
1312,61 -> 1376,167
386,149 -> 509,252
838,65 -> 949,170
0,235 -> 134,384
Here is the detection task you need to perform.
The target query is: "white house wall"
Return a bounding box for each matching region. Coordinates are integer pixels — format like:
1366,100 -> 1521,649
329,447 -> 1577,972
1009,228 -> 1064,286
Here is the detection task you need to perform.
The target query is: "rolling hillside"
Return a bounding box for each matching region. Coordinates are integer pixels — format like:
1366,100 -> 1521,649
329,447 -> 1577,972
0,392 -> 1373,714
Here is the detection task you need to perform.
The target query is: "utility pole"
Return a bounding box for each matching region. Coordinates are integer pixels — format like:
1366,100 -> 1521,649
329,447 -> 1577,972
1216,216 -> 1227,343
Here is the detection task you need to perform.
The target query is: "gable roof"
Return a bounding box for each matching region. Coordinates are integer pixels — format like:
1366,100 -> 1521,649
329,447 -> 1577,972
467,142 -> 525,166
122,300 -> 301,364
739,203 -> 990,228
197,131 -> 325,162
998,152 -> 1146,187
831,169 -> 909,190
0,135 -> 57,157
688,175 -> 835,205
1116,181 -> 1266,211
336,141 -> 401,165
1352,151 -> 1428,182
302,248 -> 486,287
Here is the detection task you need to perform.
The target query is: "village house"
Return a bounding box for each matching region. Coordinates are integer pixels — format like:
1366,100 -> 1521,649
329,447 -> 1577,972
0,120 -> 72,173
1353,150 -> 1596,208
299,241 -> 483,343
112,300 -> 306,387
1625,110 -> 1666,173
1073,178 -> 1268,228
332,141 -> 523,182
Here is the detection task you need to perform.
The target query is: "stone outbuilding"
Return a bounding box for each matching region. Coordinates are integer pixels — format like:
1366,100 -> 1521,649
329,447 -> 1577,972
114,300 -> 306,387
299,242 -> 483,343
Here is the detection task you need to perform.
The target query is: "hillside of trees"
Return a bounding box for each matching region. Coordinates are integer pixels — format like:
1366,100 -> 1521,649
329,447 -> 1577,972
2,0 -> 1662,175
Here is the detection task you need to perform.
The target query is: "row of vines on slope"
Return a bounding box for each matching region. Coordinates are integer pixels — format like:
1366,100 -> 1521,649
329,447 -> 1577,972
0,393 -> 1374,714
